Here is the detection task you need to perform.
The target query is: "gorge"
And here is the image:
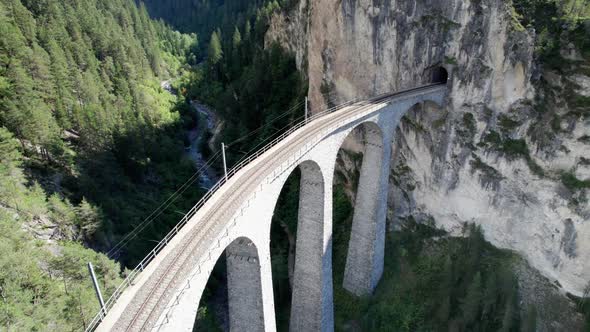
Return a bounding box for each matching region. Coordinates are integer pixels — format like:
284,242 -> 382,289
0,0 -> 588,331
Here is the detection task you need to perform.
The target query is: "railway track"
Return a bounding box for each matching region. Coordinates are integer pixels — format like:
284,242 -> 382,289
96,84 -> 446,331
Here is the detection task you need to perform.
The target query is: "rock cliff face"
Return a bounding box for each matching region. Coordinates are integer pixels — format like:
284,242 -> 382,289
267,0 -> 589,296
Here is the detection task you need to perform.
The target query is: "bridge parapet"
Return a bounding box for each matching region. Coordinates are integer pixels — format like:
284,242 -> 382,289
88,84 -> 447,332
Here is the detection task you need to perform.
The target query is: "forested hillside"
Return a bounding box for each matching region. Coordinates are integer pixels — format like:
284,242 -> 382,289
0,0 -> 199,329
174,1 -> 307,166
141,0 -> 291,51
2,0 -> 586,330
153,0 -> 590,330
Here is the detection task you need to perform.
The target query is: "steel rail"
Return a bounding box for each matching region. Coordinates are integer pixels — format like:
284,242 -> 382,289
132,89 -> 402,331
85,83 -> 444,331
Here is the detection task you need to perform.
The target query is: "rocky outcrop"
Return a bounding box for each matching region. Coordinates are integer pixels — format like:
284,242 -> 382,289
266,0 -> 590,297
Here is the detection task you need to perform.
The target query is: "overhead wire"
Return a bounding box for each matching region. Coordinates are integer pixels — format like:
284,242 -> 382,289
106,90 -> 362,258
106,151 -> 222,257
106,97 -> 307,257
225,99 -> 305,147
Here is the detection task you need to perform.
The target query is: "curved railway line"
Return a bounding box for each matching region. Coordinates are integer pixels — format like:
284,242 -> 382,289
90,83 -> 446,331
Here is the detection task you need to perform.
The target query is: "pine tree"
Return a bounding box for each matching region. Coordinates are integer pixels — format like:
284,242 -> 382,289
461,272 -> 483,326
232,25 -> 242,49
47,39 -> 74,128
0,127 -> 26,206
481,270 -> 498,322
244,20 -> 251,41
208,30 -> 223,66
522,305 -> 537,332
1,59 -> 61,156
436,254 -> 453,324
76,198 -> 101,238
28,43 -> 55,102
48,193 -> 77,239
7,0 -> 37,44
500,296 -> 516,332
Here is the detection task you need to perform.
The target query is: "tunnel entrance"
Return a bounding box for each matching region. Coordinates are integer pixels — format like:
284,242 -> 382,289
431,66 -> 449,84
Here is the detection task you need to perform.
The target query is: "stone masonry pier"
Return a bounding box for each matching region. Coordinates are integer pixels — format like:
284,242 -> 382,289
95,84 -> 446,332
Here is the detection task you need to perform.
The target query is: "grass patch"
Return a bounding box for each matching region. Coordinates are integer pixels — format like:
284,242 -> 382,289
433,111 -> 449,129
456,113 -> 477,149
463,113 -> 477,134
481,132 -> 526,158
444,56 -> 458,65
480,130 -> 503,148
470,155 -> 504,184
502,138 -> 529,157
498,114 -> 521,133
402,116 -> 427,133
561,172 -> 590,191
479,131 -> 545,176
440,16 -> 461,32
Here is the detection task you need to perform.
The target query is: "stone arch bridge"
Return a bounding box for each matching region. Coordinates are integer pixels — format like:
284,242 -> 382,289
94,84 -> 447,332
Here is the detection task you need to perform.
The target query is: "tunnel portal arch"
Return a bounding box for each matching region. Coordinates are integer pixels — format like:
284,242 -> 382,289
424,64 -> 450,85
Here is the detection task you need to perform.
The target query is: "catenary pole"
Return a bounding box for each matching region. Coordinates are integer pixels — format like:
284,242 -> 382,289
88,262 -> 106,318
222,142 -> 228,181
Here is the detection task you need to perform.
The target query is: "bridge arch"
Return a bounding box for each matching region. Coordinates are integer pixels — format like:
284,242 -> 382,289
332,120 -> 388,297
93,85 -> 448,332
268,159 -> 330,331
190,235 -> 265,331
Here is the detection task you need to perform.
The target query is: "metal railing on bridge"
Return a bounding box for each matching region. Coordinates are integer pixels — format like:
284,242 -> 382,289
84,84 -> 444,331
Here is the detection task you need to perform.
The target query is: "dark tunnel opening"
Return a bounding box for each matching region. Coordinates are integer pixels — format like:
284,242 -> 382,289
431,66 -> 449,84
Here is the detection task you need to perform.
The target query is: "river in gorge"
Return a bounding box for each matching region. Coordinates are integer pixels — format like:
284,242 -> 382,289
161,80 -> 220,189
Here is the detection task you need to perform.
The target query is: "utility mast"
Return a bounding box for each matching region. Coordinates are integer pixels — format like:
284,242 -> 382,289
222,142 -> 228,181
304,96 -> 308,121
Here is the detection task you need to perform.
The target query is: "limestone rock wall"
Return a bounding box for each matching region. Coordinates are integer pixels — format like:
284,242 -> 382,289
266,0 -> 590,296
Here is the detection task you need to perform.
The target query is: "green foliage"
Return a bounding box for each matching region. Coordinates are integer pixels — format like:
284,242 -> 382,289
502,138 -> 529,157
232,26 -> 242,49
470,154 -> 504,183
462,272 -> 483,325
512,0 -> 590,67
0,127 -> 26,205
456,112 -> 477,146
522,305 -> 538,332
498,114 -> 521,133
444,56 -> 458,65
0,0 -> 206,266
561,172 -> 590,190
48,193 -> 78,239
208,31 -> 223,66
331,219 -> 522,331
181,23 -> 306,166
76,198 -> 102,239
479,130 -> 544,176
0,125 -> 105,245
194,305 -> 222,332
0,210 -> 123,330
141,0 -> 281,55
